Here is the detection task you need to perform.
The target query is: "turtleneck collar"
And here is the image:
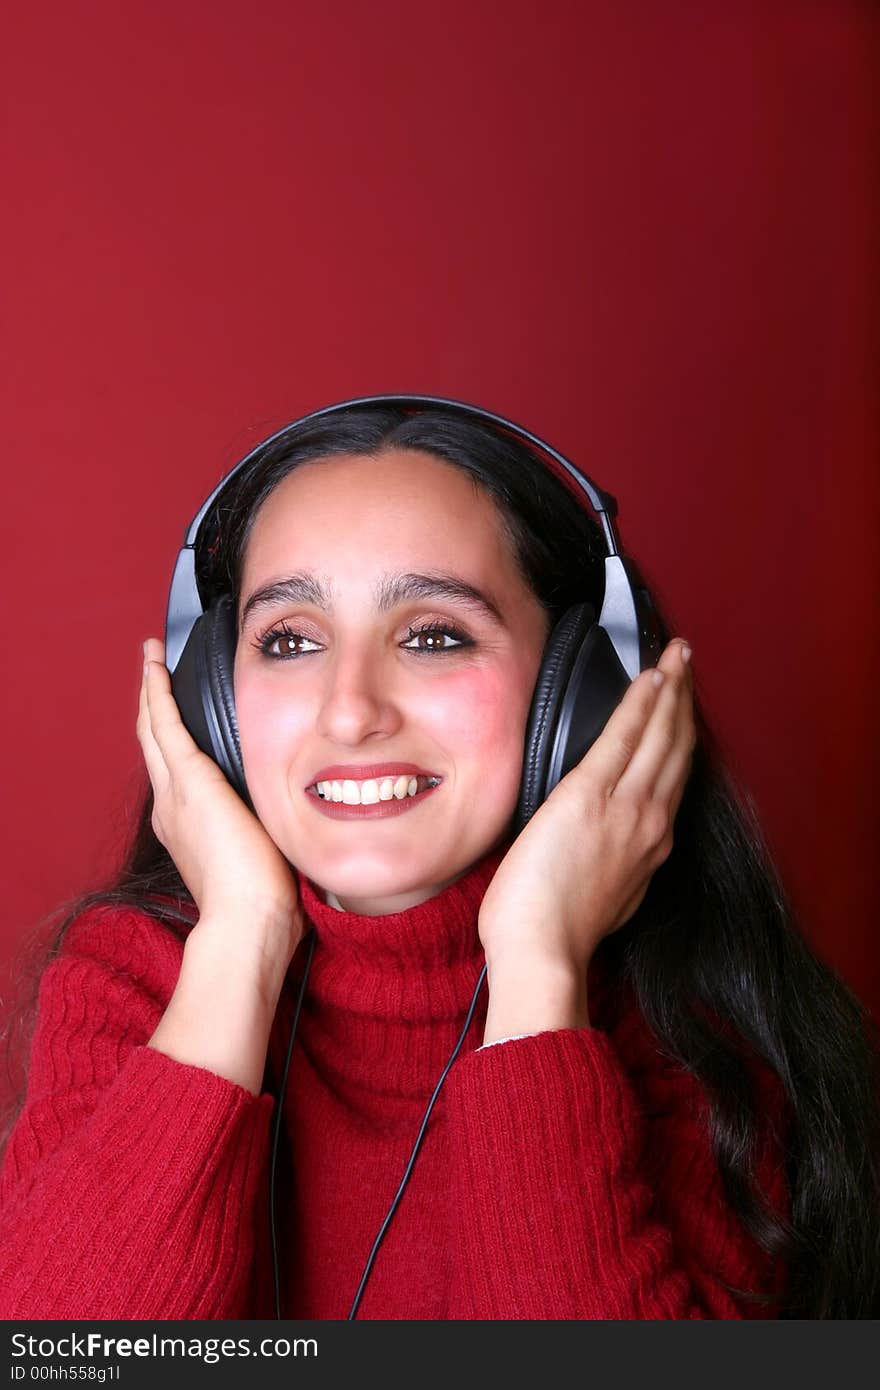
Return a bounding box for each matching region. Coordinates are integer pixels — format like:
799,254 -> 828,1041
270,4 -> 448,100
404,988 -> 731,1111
276,842 -> 509,1101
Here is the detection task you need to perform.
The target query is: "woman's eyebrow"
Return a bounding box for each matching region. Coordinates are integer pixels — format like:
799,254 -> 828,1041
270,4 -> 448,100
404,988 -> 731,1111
239,571 -> 506,634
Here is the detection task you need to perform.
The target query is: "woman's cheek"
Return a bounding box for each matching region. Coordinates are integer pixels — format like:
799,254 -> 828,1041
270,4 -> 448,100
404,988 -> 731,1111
235,680 -> 311,787
427,666 -> 530,780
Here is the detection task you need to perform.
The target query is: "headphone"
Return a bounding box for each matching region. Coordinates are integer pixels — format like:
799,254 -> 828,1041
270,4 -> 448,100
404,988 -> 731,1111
163,393 -> 664,1318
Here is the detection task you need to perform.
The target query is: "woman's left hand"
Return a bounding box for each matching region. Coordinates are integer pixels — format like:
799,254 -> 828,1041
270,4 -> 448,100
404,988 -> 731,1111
477,637 -> 696,977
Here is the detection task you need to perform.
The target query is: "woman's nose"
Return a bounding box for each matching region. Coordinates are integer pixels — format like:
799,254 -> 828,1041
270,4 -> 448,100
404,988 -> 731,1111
313,646 -> 400,744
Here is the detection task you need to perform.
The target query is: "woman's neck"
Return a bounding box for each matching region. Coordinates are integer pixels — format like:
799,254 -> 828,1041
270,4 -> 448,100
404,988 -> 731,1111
321,871 -> 468,916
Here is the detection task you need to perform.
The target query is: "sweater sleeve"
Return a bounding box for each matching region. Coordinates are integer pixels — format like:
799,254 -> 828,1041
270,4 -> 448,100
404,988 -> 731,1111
0,906 -> 275,1320
444,1001 -> 789,1320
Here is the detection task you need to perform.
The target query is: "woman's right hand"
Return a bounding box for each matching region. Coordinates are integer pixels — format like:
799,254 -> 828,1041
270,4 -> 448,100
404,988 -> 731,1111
137,636 -> 306,970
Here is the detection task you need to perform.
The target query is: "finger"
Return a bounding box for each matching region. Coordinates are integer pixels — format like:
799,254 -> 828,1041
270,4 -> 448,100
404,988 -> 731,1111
614,640 -> 691,802
653,664 -> 696,808
136,654 -> 171,791
143,645 -> 202,771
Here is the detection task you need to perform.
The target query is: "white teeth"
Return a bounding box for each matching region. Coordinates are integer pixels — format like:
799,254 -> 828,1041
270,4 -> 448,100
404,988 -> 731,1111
314,774 -> 439,804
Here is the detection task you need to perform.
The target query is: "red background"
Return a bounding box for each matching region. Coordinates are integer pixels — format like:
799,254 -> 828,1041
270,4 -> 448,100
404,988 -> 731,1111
2,1 -> 878,1079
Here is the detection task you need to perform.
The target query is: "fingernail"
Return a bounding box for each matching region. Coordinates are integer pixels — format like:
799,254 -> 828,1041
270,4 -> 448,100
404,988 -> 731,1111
651,669 -> 665,687
142,640 -> 149,658
681,645 -> 692,664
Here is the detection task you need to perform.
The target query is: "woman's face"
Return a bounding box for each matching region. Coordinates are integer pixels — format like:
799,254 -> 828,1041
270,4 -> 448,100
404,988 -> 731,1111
233,447 -> 551,914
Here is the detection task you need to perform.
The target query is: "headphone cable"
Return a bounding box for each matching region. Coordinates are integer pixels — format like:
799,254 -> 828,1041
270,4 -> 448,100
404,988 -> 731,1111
347,962 -> 487,1320
269,932 -> 488,1320
270,926 -> 316,1321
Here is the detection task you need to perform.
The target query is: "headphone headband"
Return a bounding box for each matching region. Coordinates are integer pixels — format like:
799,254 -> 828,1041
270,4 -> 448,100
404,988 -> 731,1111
183,394 -> 621,552
166,393 -> 647,681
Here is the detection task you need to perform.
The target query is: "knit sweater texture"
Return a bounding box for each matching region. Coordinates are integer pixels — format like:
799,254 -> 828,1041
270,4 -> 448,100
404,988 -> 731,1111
0,842 -> 790,1319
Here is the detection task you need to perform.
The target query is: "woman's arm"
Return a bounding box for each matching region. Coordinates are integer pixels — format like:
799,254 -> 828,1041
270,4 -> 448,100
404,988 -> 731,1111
0,905 -> 280,1321
444,993 -> 788,1320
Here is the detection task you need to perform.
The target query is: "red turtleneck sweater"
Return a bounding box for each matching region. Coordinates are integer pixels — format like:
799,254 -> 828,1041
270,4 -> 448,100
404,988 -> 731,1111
0,844 -> 789,1319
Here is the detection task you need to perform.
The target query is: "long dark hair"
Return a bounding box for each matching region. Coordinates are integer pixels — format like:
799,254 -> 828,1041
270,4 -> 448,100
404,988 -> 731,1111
3,404 -> 878,1317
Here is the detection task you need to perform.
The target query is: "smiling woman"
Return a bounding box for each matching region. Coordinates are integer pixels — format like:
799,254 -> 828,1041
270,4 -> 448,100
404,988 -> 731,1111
1,398 -> 879,1322
231,447 -> 551,917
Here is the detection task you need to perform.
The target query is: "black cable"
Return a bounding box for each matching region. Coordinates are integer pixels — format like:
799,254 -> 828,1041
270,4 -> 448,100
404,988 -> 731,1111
270,926 -> 316,1321
269,933 -> 488,1320
347,962 -> 488,1320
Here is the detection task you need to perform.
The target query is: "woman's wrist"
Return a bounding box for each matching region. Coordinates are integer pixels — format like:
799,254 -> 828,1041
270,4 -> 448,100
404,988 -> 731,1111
147,915 -> 294,1095
481,951 -> 591,1046
187,910 -> 299,1004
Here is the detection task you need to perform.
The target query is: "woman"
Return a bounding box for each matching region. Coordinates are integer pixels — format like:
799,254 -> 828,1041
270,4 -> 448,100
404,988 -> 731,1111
1,402 -> 878,1319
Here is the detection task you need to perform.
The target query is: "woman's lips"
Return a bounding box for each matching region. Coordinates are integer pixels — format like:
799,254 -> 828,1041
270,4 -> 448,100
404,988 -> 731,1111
304,781 -> 442,820
307,761 -> 437,785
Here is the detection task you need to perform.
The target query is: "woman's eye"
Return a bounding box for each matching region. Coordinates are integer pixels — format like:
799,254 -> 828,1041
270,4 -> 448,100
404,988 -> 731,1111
401,624 -> 470,654
257,627 -> 320,659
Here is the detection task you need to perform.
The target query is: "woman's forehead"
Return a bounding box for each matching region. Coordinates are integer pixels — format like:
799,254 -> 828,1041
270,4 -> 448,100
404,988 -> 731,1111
241,448 -> 516,579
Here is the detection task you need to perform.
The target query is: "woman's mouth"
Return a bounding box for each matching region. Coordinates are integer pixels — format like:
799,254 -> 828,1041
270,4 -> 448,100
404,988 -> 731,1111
305,774 -> 443,820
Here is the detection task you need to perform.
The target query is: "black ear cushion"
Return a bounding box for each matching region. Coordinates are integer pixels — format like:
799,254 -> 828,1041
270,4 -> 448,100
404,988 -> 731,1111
202,594 -> 249,802
516,604 -> 597,830
514,602 -> 631,835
